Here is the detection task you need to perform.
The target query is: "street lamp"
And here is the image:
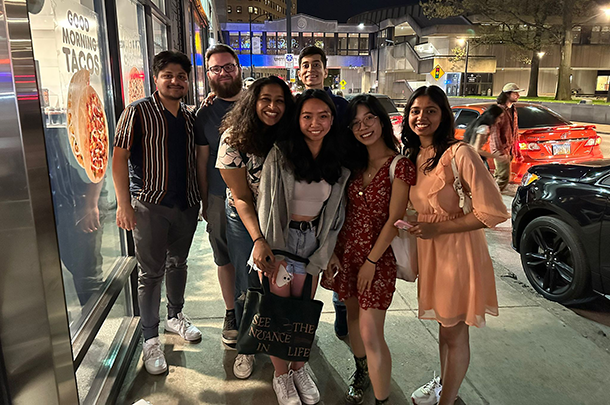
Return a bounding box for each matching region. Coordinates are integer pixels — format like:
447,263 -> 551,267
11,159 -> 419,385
248,8 -> 270,78
457,38 -> 470,96
358,20 -> 381,92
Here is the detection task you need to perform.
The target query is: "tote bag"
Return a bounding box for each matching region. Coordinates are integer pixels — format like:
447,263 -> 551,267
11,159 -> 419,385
237,250 -> 324,362
389,155 -> 418,282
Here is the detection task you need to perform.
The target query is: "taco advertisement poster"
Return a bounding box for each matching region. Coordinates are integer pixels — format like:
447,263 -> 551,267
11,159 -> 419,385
52,0 -> 109,183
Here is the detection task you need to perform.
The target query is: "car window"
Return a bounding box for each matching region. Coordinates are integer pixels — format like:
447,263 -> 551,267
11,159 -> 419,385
376,97 -> 399,114
516,106 -> 570,128
454,109 -> 479,129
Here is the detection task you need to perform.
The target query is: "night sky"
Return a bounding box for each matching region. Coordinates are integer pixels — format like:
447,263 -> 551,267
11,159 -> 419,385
298,0 -> 421,23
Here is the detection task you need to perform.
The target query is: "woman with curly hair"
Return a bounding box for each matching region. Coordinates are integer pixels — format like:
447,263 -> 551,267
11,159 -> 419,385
216,76 -> 295,380
322,94 -> 417,405
403,86 -> 508,405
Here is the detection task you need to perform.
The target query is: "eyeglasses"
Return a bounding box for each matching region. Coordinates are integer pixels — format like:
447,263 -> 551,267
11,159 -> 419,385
207,63 -> 238,75
349,114 -> 378,130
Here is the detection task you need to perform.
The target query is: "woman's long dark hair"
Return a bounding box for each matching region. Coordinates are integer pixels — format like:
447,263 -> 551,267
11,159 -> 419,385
220,76 -> 295,157
277,89 -> 342,184
341,94 -> 399,173
401,86 -> 457,174
463,104 -> 504,144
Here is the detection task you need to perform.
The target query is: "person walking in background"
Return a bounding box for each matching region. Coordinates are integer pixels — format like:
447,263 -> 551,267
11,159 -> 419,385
402,86 -> 509,405
113,51 -> 202,375
216,76 -> 295,380
322,95 -> 416,405
492,83 -> 523,190
462,104 -> 505,168
297,45 -> 350,339
257,89 -> 350,405
195,44 -> 243,350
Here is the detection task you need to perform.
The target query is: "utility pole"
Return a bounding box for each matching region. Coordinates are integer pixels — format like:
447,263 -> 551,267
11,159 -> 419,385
286,0 -> 292,81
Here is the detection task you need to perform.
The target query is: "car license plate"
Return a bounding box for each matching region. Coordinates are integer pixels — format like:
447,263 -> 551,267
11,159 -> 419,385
552,143 -> 571,155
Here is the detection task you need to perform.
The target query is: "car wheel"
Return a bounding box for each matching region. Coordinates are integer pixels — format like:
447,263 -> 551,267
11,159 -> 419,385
519,216 -> 591,304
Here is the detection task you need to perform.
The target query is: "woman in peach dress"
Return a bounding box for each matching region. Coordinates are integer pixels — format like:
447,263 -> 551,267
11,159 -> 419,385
403,86 -> 509,405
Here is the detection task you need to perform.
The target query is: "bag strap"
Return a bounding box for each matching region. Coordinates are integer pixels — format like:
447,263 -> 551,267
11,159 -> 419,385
389,154 -> 406,183
450,145 -> 471,210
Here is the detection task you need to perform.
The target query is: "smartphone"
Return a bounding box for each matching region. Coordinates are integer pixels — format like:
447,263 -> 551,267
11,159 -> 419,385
394,219 -> 413,230
275,264 -> 293,287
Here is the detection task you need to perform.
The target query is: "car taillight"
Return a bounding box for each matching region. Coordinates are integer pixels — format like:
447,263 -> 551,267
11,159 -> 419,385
391,116 -> 403,124
585,136 -> 601,146
519,142 -> 541,151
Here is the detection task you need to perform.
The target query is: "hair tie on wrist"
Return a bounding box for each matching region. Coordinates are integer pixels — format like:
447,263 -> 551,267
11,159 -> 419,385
366,257 -> 378,265
253,236 -> 265,244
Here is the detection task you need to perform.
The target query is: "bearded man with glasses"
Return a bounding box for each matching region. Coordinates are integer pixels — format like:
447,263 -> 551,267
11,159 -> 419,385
195,44 -> 243,353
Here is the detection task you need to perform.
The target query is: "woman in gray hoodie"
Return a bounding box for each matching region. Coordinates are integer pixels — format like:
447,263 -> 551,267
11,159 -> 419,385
257,89 -> 350,405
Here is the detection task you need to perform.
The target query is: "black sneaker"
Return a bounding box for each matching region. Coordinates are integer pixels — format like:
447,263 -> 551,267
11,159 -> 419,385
222,311 -> 238,350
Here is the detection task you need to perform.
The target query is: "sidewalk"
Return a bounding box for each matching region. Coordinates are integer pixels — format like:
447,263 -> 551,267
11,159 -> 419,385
117,221 -> 610,405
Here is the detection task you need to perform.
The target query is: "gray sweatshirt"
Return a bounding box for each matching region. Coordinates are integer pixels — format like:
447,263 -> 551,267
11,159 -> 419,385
258,145 -> 350,276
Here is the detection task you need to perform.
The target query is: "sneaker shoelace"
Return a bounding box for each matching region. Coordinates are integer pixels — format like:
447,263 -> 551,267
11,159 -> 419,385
294,367 -> 315,391
223,314 -> 237,330
143,341 -> 163,361
278,373 -> 298,399
420,373 -> 440,395
236,354 -> 253,368
176,314 -> 193,335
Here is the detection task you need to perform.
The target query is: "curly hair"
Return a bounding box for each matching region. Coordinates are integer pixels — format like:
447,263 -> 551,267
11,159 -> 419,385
277,89 -> 342,184
220,76 -> 295,157
401,85 -> 457,174
341,94 -> 399,173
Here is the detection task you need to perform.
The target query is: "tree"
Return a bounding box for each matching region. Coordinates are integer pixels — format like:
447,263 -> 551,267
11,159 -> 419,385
421,0 -> 595,100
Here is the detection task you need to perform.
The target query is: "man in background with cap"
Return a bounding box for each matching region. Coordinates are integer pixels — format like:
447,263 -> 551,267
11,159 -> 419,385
491,82 -> 524,190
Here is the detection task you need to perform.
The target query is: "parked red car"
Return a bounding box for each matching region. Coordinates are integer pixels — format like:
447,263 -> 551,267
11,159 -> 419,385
452,103 -> 603,183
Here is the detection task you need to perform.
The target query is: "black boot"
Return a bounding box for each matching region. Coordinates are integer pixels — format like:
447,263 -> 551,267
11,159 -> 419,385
375,397 -> 389,404
345,356 -> 370,404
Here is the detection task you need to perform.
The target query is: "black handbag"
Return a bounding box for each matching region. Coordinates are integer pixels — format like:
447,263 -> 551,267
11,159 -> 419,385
236,250 -> 324,362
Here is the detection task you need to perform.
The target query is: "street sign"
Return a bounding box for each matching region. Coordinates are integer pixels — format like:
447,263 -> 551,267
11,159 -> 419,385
285,53 -> 295,68
430,65 -> 445,81
340,79 -> 346,86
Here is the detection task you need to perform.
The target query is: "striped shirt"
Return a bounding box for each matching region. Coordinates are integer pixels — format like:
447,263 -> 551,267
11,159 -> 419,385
114,91 -> 200,208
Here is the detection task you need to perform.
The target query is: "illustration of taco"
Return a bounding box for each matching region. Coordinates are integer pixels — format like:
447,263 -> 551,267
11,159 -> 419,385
128,67 -> 145,104
66,69 -> 109,183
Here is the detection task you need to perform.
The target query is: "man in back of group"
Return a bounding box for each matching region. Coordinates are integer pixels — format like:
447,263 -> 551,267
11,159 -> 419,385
297,45 -> 349,339
113,51 -> 202,375
195,44 -> 243,353
492,82 -> 523,191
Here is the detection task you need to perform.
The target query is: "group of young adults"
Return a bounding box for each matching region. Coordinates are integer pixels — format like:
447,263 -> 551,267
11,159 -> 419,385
112,43 -> 509,405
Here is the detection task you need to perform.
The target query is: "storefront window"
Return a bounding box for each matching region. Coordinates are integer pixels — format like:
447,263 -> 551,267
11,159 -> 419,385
302,32 -> 314,48
338,33 -> 348,55
252,32 -> 263,54
117,0 -> 150,104
152,17 -> 168,55
230,32 -> 240,51
596,75 -> 610,92
28,0 -> 121,336
192,15 -> 207,104
292,33 -> 300,54
241,32 -> 251,50
325,33 -> 336,55
278,32 -> 287,50
267,32 -> 277,55
314,33 -> 324,49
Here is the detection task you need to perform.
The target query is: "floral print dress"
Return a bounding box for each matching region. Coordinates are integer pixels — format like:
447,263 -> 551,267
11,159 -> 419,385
322,155 -> 416,310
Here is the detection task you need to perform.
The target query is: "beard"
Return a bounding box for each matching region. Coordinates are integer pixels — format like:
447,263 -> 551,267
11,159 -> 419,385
211,76 -> 243,99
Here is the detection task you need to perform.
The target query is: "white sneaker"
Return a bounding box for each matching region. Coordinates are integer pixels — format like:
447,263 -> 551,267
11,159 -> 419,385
165,313 -> 202,342
142,337 -> 167,375
273,370 -> 302,405
411,373 -> 442,405
233,354 -> 255,379
292,365 -> 320,404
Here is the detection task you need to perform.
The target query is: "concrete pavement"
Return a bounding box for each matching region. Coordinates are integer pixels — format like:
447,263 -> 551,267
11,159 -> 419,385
117,210 -> 610,405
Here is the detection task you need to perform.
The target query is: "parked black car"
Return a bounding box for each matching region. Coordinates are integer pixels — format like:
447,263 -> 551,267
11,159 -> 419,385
512,160 -> 610,304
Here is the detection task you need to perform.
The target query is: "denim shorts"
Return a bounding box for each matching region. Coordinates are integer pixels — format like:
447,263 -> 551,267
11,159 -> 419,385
284,226 -> 318,275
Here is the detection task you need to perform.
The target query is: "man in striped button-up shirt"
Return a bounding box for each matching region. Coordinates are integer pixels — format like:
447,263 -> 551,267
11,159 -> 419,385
113,51 -> 202,375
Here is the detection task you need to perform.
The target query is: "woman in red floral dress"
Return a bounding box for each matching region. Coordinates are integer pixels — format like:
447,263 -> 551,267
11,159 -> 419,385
322,95 -> 416,405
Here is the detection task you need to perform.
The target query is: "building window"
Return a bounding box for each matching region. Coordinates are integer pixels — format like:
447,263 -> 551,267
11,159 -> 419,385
241,31 -> 251,50
152,16 -> 167,55
267,32 -> 277,55
573,26 -> 581,44
292,33 -> 300,54
236,6 -> 242,13
303,32 -> 314,48
359,35 -> 369,56
324,33 -> 336,55
229,31 -> 240,51
228,5 -> 232,13
314,32 -> 324,49
338,33 -> 348,55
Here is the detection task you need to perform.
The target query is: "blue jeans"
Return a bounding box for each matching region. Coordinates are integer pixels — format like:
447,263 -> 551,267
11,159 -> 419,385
225,202 -> 257,326
284,227 -> 318,275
